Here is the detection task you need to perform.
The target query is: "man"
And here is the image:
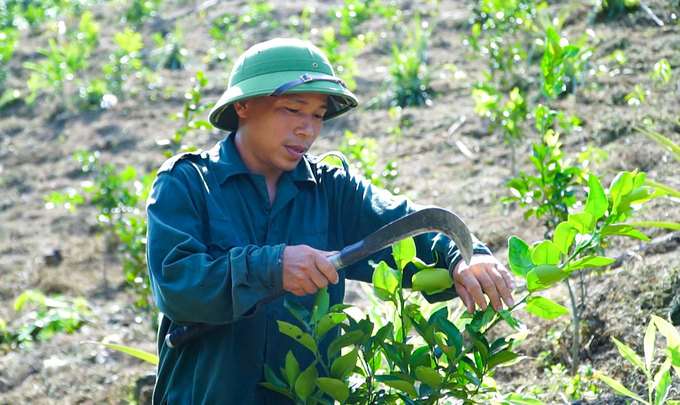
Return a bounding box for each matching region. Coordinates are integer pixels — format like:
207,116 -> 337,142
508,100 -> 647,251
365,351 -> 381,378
146,38 -> 515,404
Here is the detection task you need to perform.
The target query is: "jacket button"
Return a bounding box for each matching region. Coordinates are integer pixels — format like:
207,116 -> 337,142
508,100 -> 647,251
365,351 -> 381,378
267,286 -> 276,293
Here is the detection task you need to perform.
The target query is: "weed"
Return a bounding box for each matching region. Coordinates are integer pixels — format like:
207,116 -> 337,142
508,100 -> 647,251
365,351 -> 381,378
371,12 -> 434,108
239,2 -> 278,29
45,151 -> 144,293
103,28 -> 145,100
595,316 -> 680,405
207,2 -> 278,64
0,27 -> 17,85
624,84 -> 648,107
287,5 -> 315,40
462,0 -> 538,89
1,0 -> 91,31
116,208 -> 154,313
333,130 -> 399,193
316,27 -> 367,91
472,85 -> 529,174
328,0 -> 383,38
593,0 -> 639,21
23,11 -> 99,110
151,27 -> 187,70
159,71 -> 214,158
650,58 -> 672,87
122,0 -> 162,27
1,290 -> 92,350
78,77 -> 109,110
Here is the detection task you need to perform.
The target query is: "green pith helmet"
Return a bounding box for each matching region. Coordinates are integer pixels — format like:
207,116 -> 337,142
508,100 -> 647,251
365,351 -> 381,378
208,38 -> 359,132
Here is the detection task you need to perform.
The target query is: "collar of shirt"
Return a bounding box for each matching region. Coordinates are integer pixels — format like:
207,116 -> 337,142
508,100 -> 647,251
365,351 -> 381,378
209,134 -> 318,185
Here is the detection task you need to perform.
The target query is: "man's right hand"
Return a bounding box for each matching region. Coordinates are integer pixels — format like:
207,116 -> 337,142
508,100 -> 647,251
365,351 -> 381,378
282,245 -> 339,296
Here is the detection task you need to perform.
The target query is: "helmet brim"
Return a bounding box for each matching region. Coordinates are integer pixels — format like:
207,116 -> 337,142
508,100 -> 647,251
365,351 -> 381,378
209,71 -> 358,132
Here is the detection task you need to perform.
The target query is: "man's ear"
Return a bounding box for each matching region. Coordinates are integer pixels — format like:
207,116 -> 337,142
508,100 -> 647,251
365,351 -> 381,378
233,99 -> 249,119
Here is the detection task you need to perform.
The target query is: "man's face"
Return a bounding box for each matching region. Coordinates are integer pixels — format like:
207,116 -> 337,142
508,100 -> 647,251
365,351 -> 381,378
234,92 -> 328,180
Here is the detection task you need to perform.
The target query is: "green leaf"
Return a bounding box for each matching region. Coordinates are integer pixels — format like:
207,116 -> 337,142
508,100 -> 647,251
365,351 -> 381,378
14,290 -> 46,311
524,296 -> 568,320
284,300 -> 311,327
612,337 -> 645,371
330,347 -> 359,379
372,261 -> 399,302
497,392 -> 545,404
526,264 -> 568,291
277,321 -> 317,354
119,165 -> 137,182
644,320 -> 656,371
568,212 -> 594,234
664,346 -> 680,367
595,373 -> 648,404
497,309 -> 522,330
652,315 -> 680,348
430,309 -> 463,356
315,312 -> 347,339
258,382 -> 294,399
563,256 -> 615,273
83,341 -> 158,365
553,222 -> 577,255
377,376 -> 418,398
601,224 -> 651,241
263,364 -> 287,389
393,237 -> 416,271
610,171 -> 633,208
487,350 -> 520,370
415,366 -> 442,388
411,268 -> 453,294
285,351 -> 300,388
315,377 -> 349,403
294,362 -> 318,402
314,287 -> 330,323
654,359 -> 672,405
531,241 -> 562,265
327,330 -> 363,358
584,173 -> 607,221
625,221 -> 680,231
508,236 -> 535,278
320,155 -> 345,168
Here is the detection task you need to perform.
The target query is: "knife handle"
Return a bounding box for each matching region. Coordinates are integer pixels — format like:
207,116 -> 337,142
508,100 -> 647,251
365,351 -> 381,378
165,322 -> 216,348
327,240 -> 368,270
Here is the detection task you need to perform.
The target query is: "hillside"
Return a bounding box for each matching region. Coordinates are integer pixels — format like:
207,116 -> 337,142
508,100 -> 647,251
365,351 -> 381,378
0,0 -> 679,403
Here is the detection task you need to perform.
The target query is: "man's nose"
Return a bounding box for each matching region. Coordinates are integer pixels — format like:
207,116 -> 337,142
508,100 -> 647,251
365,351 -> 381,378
294,115 -> 314,138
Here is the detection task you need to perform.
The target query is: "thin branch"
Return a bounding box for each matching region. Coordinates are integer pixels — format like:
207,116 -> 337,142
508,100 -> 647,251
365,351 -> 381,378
639,0 -> 664,26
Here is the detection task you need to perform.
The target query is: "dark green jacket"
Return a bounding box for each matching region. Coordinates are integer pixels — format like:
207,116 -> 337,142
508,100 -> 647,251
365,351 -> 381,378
146,134 -> 490,404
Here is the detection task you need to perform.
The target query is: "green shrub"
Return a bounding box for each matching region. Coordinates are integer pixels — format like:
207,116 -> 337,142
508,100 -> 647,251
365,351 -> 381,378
1,290 -> 92,350
151,27 -> 187,70
372,12 -> 434,108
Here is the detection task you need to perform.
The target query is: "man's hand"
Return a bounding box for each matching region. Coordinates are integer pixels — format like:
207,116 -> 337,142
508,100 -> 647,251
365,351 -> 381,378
282,245 -> 339,296
452,254 -> 516,314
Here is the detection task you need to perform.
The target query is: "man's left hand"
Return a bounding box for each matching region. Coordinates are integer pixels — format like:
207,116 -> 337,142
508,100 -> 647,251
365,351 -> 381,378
452,254 -> 515,314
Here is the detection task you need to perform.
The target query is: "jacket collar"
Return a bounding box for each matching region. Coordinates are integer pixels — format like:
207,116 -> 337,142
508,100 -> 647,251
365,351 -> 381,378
209,134 -> 317,185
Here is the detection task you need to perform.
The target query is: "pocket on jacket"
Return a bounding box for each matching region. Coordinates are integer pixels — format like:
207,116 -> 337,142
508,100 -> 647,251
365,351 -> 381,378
206,217 -> 248,252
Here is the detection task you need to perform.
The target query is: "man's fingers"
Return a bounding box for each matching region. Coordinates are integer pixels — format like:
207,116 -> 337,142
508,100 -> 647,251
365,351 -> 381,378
455,283 -> 475,314
315,254 -> 339,285
485,265 -> 513,310
494,264 -> 515,307
457,269 -> 488,311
